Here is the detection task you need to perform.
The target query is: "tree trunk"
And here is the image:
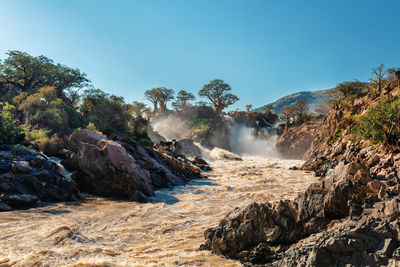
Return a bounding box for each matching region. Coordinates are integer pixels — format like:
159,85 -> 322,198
214,105 -> 224,118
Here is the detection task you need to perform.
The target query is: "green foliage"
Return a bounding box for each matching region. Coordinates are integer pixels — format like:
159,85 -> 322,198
352,98 -> 400,145
21,125 -> 51,150
172,90 -> 195,111
16,86 -> 85,135
81,89 -> 151,143
199,79 -> 239,117
128,101 -> 152,119
0,102 -> 24,144
144,87 -> 174,112
335,80 -> 366,97
190,118 -> 214,133
0,50 -> 89,103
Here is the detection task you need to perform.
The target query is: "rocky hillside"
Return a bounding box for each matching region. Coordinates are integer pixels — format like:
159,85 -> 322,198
256,88 -> 335,114
203,80 -> 400,265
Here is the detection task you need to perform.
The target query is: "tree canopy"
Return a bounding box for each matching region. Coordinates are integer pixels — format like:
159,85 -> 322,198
172,90 -> 195,110
0,51 -> 89,103
335,80 -> 366,97
145,87 -> 175,112
198,79 -> 239,117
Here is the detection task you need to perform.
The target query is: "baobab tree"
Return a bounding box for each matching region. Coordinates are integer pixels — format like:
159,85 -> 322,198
198,79 -> 239,117
172,90 -> 195,110
144,88 -> 160,112
370,64 -> 386,95
144,87 -> 174,112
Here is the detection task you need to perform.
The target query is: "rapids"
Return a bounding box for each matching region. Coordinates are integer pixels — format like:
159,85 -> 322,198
0,156 -> 319,266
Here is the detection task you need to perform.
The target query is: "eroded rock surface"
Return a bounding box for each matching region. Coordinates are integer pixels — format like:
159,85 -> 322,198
275,119 -> 322,159
0,145 -> 80,211
65,130 -> 202,202
202,158 -> 400,266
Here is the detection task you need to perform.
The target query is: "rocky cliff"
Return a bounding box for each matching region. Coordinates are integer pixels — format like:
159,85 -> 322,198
275,118 -> 322,159
64,130 -> 204,202
203,85 -> 400,265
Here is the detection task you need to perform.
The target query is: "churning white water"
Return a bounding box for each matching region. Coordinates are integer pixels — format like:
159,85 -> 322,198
0,157 -> 318,266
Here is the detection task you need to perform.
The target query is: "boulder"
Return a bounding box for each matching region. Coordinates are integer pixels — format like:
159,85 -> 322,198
65,130 -> 202,202
174,138 -> 202,159
201,161 -> 400,266
276,119 -> 322,159
209,147 -> 242,161
0,146 -> 81,211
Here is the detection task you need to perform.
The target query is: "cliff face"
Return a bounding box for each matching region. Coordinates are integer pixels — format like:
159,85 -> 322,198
275,118 -> 323,159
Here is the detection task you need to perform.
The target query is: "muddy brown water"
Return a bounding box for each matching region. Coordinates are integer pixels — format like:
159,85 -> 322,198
0,156 -> 318,266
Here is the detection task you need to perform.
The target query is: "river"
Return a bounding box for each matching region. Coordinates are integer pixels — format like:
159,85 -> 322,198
0,156 -> 318,266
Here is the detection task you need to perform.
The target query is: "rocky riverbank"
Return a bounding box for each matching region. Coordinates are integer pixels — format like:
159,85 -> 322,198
0,156 -> 317,266
0,144 -> 80,211
0,129 -> 209,210
203,86 -> 400,266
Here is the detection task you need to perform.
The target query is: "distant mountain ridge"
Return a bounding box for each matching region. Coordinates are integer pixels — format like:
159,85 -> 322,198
255,88 -> 335,114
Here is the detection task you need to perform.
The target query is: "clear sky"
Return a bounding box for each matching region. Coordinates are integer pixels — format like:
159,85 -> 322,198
0,0 -> 399,110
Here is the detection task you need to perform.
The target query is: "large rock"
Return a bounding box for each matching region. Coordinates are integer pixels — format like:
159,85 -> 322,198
0,146 -> 81,211
202,159 -> 400,266
276,119 -> 322,159
65,130 -> 202,202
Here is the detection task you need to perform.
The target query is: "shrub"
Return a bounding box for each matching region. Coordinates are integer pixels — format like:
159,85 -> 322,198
352,98 -> 400,145
0,102 -> 24,144
190,118 -> 214,133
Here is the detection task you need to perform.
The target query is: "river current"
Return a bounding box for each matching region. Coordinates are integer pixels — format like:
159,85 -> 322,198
0,156 -> 318,266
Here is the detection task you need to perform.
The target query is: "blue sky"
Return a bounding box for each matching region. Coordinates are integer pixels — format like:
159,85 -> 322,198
1,0 -> 399,110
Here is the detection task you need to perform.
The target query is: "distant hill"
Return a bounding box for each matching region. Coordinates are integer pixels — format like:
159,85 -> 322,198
255,88 -> 335,114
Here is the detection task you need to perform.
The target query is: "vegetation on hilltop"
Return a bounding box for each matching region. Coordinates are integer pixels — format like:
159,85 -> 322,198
0,51 -> 244,150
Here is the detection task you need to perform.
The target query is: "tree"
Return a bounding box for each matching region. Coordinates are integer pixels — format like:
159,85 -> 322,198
172,90 -> 195,110
81,89 -> 130,135
145,88 -> 160,112
246,105 -> 253,112
144,87 -> 174,112
157,87 -> 174,112
370,64 -> 386,95
335,80 -> 366,97
129,101 -> 149,119
0,51 -> 89,103
198,79 -> 239,117
293,100 -> 309,122
280,105 -> 296,128
16,86 -> 83,134
263,104 -> 274,114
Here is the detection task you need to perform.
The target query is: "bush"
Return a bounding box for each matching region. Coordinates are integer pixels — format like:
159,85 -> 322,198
0,102 -> 24,144
190,118 -> 214,133
22,125 -> 51,150
352,98 -> 400,145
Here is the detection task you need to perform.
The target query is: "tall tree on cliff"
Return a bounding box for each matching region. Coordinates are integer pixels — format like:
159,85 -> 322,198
156,87 -> 174,112
370,64 -> 386,96
280,105 -> 296,129
145,88 -> 160,112
198,79 -> 239,118
172,90 -> 195,111
144,87 -> 174,112
0,51 -> 89,103
293,100 -> 309,123
335,80 -> 366,97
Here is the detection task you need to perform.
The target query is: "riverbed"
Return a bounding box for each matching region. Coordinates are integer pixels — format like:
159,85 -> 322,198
0,156 -> 318,266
